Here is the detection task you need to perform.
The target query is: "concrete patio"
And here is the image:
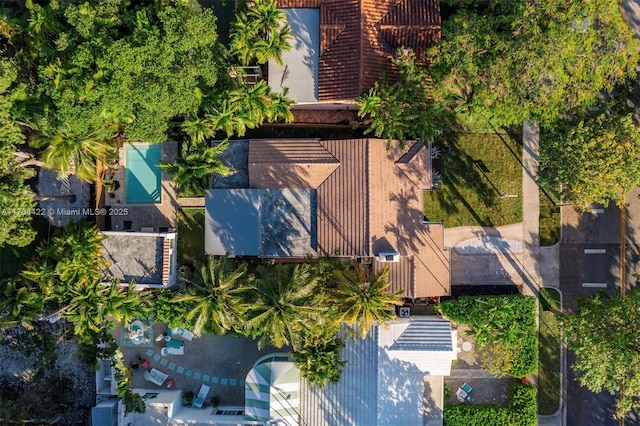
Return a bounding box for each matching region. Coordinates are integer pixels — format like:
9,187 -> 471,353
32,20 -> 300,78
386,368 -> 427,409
113,320 -> 285,408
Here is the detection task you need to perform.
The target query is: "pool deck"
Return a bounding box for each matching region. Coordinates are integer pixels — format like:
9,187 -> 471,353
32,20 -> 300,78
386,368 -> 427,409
102,141 -> 178,231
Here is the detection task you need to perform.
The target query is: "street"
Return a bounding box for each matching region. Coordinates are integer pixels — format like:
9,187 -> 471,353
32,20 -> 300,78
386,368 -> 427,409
560,194 -> 640,425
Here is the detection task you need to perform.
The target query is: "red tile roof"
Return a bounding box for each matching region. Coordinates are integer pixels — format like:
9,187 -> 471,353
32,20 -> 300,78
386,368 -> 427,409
278,0 -> 441,101
248,138 -> 450,297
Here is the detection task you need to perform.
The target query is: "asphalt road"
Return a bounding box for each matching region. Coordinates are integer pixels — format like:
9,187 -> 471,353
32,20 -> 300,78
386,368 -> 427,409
560,203 -> 621,426
560,198 -> 640,426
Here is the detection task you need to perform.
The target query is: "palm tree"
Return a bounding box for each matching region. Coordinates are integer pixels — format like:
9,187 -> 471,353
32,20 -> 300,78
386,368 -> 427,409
330,264 -> 404,338
64,278 -> 107,337
266,91 -> 294,124
37,221 -> 107,287
181,114 -> 215,144
0,279 -> 45,330
230,0 -> 292,66
21,257 -> 60,300
159,139 -> 231,196
229,81 -> 271,124
100,281 -> 148,326
173,256 -> 249,336
30,129 -> 117,181
254,24 -> 293,66
244,264 -> 323,350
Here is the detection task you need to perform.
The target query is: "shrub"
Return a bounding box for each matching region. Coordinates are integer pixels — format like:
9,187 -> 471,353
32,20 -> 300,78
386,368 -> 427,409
438,295 -> 537,377
443,382 -> 537,426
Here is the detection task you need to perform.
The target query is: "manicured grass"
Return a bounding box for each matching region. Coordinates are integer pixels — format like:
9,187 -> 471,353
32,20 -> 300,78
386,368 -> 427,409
177,208 -> 206,267
425,133 -> 523,227
539,190 -> 561,246
538,287 -> 561,415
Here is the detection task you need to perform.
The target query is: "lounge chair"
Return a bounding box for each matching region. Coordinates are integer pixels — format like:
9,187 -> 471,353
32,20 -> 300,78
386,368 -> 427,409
161,345 -> 184,356
169,327 -> 194,341
193,384 -> 210,408
143,368 -> 168,386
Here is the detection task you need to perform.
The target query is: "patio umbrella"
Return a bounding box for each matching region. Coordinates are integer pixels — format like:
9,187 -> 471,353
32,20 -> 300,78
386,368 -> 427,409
244,354 -> 300,425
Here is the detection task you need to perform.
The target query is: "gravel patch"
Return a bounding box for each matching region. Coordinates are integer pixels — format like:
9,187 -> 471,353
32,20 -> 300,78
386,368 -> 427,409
0,324 -> 95,424
455,236 -> 523,254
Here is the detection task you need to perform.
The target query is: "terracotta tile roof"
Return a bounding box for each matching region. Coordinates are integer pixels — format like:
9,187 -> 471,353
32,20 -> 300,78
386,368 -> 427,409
278,0 -> 441,101
247,138 -> 450,297
317,139 -> 370,256
249,139 -> 339,189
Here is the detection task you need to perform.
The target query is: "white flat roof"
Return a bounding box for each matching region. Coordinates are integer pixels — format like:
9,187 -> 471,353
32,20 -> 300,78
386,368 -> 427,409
268,8 -> 319,103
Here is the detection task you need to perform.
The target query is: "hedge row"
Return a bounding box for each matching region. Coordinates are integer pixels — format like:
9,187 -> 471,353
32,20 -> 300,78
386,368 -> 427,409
444,382 -> 537,426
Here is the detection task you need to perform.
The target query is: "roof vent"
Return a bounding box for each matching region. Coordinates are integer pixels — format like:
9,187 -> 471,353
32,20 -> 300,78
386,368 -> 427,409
378,252 -> 400,263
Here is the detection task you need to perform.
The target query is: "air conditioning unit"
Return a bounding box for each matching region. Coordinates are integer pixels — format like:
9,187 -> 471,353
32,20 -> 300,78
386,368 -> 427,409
377,252 -> 400,263
398,307 -> 411,318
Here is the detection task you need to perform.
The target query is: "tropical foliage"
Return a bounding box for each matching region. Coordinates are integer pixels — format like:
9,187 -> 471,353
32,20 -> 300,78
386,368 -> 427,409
230,0 -> 293,66
437,295 -> 538,377
538,110 -> 640,209
0,147 -> 37,248
356,50 -> 450,149
173,256 -> 249,336
291,329 -> 346,388
564,288 -> 640,420
0,279 -> 45,330
159,139 -> 231,197
444,381 -> 537,426
244,263 -> 323,350
429,0 -> 640,127
330,264 -> 403,338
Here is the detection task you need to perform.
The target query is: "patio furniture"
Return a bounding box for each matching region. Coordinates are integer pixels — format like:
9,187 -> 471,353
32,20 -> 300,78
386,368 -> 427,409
456,383 -> 473,402
128,320 -> 149,345
193,384 -> 210,408
169,327 -> 194,341
161,345 -> 184,356
166,338 -> 183,349
165,378 -> 175,388
143,368 -> 168,386
140,359 -> 150,369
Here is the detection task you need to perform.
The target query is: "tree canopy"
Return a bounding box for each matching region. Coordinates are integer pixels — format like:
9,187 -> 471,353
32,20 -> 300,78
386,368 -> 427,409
538,110 -> 640,208
356,50 -> 451,149
20,0 -> 229,143
564,288 -> 640,420
430,0 -> 640,127
438,295 -> 538,377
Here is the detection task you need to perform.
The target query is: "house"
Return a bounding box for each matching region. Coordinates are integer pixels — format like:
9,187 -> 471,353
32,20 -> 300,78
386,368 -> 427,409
244,318 -> 456,425
101,230 -> 178,289
268,0 -> 441,124
205,138 -> 450,298
299,317 -> 456,426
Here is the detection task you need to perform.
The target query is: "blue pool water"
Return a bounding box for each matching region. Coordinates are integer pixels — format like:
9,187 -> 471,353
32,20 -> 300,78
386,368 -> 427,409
125,144 -> 162,204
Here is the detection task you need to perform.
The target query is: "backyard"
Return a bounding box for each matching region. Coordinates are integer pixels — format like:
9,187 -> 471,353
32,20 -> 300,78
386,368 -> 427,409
538,287 -> 561,415
425,133 -> 523,227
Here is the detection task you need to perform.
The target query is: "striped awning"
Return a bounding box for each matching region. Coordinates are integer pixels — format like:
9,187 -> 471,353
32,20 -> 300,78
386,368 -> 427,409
245,354 -> 300,425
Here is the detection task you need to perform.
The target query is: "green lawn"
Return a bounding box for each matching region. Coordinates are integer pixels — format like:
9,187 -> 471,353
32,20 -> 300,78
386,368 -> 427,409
177,208 -> 206,267
538,287 -> 561,415
539,189 -> 561,246
425,133 -> 523,227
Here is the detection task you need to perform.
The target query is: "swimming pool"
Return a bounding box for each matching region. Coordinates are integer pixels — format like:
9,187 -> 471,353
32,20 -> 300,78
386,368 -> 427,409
125,144 -> 162,204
